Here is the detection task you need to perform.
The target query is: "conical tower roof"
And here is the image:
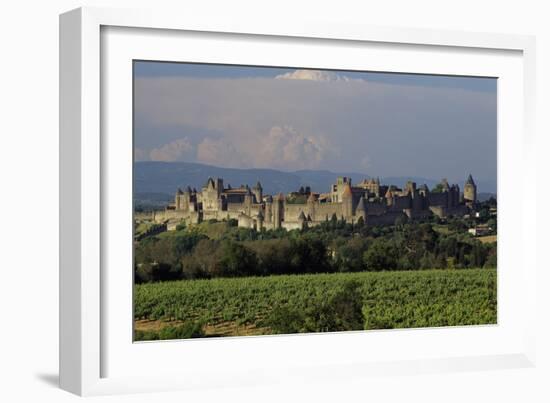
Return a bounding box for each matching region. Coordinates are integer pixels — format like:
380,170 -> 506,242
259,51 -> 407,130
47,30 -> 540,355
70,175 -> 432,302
466,174 -> 476,185
356,196 -> 366,211
342,184 -> 353,199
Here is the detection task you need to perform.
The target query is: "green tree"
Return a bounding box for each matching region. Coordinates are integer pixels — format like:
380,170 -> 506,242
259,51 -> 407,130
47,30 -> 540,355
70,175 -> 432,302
219,241 -> 258,277
363,238 -> 399,271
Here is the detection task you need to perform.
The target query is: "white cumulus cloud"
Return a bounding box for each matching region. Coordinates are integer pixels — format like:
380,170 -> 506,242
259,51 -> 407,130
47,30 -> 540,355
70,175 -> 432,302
149,137 -> 195,162
197,137 -> 243,167
275,69 -> 357,82
256,126 -> 333,170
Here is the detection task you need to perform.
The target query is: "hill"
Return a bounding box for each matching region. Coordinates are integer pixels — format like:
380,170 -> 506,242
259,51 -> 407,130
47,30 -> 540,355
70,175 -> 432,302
134,161 -> 496,200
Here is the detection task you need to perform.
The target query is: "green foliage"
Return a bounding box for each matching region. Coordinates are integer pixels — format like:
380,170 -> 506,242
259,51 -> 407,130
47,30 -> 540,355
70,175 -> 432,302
134,269 -> 497,339
134,213 -> 497,281
134,322 -> 205,341
264,280 -> 364,333
362,238 -> 399,270
331,237 -> 369,272
219,241 -> 258,277
227,218 -> 238,227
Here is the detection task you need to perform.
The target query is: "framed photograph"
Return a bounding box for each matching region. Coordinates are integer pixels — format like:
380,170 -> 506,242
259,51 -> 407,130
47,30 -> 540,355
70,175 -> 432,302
60,7 -> 537,396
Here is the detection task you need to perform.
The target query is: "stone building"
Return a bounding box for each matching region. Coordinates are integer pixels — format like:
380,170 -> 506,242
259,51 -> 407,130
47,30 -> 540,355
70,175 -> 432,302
156,175 -> 477,230
463,174 -> 477,207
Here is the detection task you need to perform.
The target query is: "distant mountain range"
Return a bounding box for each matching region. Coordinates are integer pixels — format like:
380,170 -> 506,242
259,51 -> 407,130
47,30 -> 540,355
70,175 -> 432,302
134,161 -> 496,201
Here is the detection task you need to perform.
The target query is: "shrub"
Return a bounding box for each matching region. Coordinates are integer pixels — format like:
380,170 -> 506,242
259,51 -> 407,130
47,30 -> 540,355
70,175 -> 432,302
264,281 -> 364,334
134,322 -> 205,341
362,238 -> 399,270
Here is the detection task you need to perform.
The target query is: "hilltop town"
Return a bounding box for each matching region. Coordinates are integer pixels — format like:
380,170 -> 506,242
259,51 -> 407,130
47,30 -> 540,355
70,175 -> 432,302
149,175 -> 480,231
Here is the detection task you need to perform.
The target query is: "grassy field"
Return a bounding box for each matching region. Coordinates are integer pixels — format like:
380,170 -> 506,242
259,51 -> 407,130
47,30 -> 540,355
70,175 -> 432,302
477,235 -> 497,244
134,268 -> 497,340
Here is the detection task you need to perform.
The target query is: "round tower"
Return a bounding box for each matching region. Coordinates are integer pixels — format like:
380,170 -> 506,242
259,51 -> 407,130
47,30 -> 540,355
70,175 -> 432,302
264,195 -> 273,225
342,184 -> 353,218
385,188 -> 394,207
463,174 -> 477,204
272,193 -> 285,229
307,193 -> 317,221
252,181 -> 263,204
175,188 -> 184,210
355,196 -> 367,222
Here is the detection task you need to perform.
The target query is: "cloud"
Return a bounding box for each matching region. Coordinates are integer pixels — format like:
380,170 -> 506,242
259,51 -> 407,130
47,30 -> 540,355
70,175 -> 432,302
134,72 -> 496,178
275,69 -> 358,82
197,137 -> 243,167
149,137 -> 195,162
256,126 -> 334,170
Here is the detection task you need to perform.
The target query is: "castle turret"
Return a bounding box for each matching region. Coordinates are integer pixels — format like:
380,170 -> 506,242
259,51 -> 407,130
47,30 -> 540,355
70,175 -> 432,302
307,193 -> 317,220
355,196 -> 367,222
441,178 -> 450,193
342,183 -> 353,218
464,174 -> 477,205
264,195 -> 273,225
244,187 -> 253,215
272,193 -> 285,229
450,184 -> 460,208
418,184 -> 428,197
405,181 -> 417,196
385,188 -> 394,207
176,187 -> 193,211
333,176 -> 352,202
252,181 -> 263,204
203,178 -> 221,212
216,178 -> 224,195
175,188 -> 184,210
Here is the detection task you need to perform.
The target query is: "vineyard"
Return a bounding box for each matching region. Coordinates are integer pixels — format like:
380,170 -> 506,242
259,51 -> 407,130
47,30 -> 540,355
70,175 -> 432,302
134,268 -> 497,340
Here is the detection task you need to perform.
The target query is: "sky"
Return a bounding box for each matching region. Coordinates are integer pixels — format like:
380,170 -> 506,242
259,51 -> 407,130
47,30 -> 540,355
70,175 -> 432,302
133,61 -> 497,185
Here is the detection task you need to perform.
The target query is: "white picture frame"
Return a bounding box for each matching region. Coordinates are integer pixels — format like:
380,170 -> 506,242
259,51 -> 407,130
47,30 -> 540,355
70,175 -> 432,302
59,6 -> 537,396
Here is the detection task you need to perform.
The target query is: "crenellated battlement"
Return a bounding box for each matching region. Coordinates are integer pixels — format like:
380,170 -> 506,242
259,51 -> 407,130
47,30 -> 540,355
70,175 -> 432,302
157,175 -> 477,230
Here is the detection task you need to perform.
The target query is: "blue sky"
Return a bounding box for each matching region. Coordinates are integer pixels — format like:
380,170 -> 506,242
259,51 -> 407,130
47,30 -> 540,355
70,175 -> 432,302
134,61 -> 496,92
133,61 -> 497,187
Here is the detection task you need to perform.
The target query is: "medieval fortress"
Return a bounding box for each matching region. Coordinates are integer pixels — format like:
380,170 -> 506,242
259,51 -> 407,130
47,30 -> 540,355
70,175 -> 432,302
154,175 -> 478,231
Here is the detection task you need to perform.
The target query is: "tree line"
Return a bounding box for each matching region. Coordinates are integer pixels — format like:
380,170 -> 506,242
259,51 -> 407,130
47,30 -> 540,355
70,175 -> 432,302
134,215 -> 497,283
